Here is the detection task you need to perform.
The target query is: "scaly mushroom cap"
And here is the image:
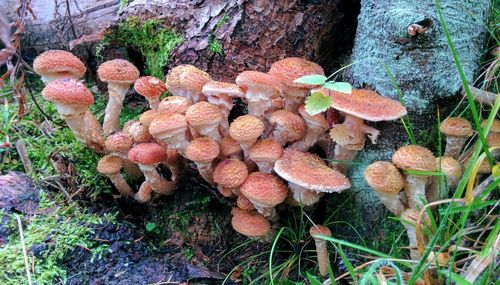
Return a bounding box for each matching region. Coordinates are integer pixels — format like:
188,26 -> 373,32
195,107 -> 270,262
318,88 -> 407,121
184,137 -> 220,163
269,110 -> 307,142
123,120 -> 153,144
231,210 -> 271,238
97,155 -> 123,175
185,102 -> 223,126
240,172 -> 288,207
229,115 -> 265,142
33,50 -> 86,79
298,104 -> 328,128
485,119 -> 500,133
309,225 -> 332,237
440,117 -> 473,137
165,64 -> 211,95
105,132 -> 134,153
437,157 -> 462,181
128,143 -> 168,165
97,59 -> 140,83
236,71 -> 282,97
249,139 -> 283,163
158,96 -> 192,114
237,195 -> 256,210
364,161 -> 405,194
149,113 -> 188,138
134,76 -> 167,99
139,110 -> 159,129
392,145 -> 437,172
42,78 -> 94,105
269,57 -> 324,89
213,159 -> 249,188
486,132 -> 500,147
203,81 -> 245,98
274,149 -> 350,193
329,125 -> 351,147
220,136 -> 243,157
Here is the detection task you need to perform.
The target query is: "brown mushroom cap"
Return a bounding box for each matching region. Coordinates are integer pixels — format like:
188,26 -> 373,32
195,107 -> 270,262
134,76 -> 167,99
309,225 -> 332,237
237,195 -> 256,210
249,139 -> 283,162
203,81 -> 245,98
158,96 -> 192,114
97,59 -> 140,83
364,161 -> 405,194
149,113 -> 188,137
185,102 -> 223,126
105,132 -> 134,153
318,88 -> 407,121
269,110 -> 307,142
42,78 -> 94,105
437,157 -> 462,180
231,210 -> 271,238
33,50 -> 86,78
440,117 -> 473,137
123,120 -> 153,144
139,110 -> 159,128
97,155 -> 124,175
486,132 -> 500,147
128,143 -> 168,165
274,149 -> 350,192
392,145 -> 437,172
269,57 -> 324,89
329,124 -> 350,146
240,172 -> 288,207
220,136 -> 243,157
165,64 -> 211,94
298,104 -> 328,128
229,115 -> 265,142
184,137 -> 220,163
213,159 -> 249,188
486,119 -> 500,133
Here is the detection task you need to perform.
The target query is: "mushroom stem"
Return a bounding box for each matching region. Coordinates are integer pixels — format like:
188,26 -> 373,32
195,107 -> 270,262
196,124 -> 221,142
282,87 -> 308,112
194,161 -> 214,184
247,100 -> 269,118
375,193 -> 406,216
362,125 -> 380,144
103,83 -> 130,135
255,162 -> 274,174
288,182 -> 321,206
444,136 -> 468,159
107,173 -> 134,197
135,181 -> 153,203
402,222 -> 420,260
311,232 -> 330,277
147,97 -> 160,111
219,109 -> 231,136
331,145 -> 358,173
291,125 -> 326,151
166,134 -> 190,156
252,203 -> 279,223
404,175 -> 428,209
138,164 -> 176,195
123,160 -> 143,178
217,186 -> 236,198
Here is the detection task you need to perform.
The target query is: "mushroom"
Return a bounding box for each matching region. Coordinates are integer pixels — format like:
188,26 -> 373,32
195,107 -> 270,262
392,145 -> 437,210
97,59 -> 140,135
274,149 -> 350,207
164,64 -> 211,102
428,157 -> 462,203
400,209 -> 430,260
329,124 -> 361,172
33,50 -> 86,84
128,143 -> 177,195
268,110 -> 306,146
158,96 -> 192,114
268,57 -> 325,112
310,225 -> 332,277
231,208 -> 274,242
134,76 -> 167,110
240,172 -> 288,222
139,110 -> 159,130
229,115 -> 265,161
41,78 -> 104,152
97,155 -> 133,197
149,113 -> 190,156
213,159 -> 249,197
135,181 -> 153,203
123,120 -> 153,144
364,161 -> 406,216
440,117 -> 473,159
104,131 -> 142,178
290,104 -> 329,151
248,139 -> 283,173
185,102 -> 224,142
235,71 -> 282,118
184,137 -> 220,183
202,81 -> 244,135
237,195 -> 256,210
220,136 -> 243,160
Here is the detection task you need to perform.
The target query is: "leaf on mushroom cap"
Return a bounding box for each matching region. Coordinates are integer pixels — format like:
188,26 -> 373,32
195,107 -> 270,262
158,96 -> 193,114
269,110 -> 307,142
97,155 -> 124,175
42,78 -> 94,105
128,143 -> 168,165
364,161 -> 405,194
203,81 -> 245,98
298,104 -> 328,128
229,115 -> 265,142
185,102 -> 223,126
184,137 -> 220,163
274,148 -> 350,193
105,132 -> 134,153
231,210 -> 270,238
317,88 -> 407,121
134,76 -> 167,99
213,159 -> 249,188
97,59 -> 140,83
149,113 -> 188,137
249,139 -> 283,162
33,50 -> 86,78
235,71 -> 283,97
269,57 -> 325,89
392,145 -> 437,172
220,136 -> 242,156
240,172 -> 288,207
309,225 -> 332,237
440,117 -> 473,137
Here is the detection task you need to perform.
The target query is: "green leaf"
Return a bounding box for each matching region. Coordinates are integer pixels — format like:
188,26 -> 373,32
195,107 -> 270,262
306,272 -> 322,285
439,271 -> 472,285
293,74 -> 327,85
145,222 -> 156,232
323,81 -> 352,94
305,92 -> 332,115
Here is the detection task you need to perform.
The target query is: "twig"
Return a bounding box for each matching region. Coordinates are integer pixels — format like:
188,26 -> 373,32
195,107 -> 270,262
15,138 -> 32,174
64,0 -> 78,39
15,214 -> 33,285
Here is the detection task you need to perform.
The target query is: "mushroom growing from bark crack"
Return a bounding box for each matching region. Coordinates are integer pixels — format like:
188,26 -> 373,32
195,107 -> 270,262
290,104 -> 328,151
269,110 -> 306,146
184,137 -> 220,184
248,139 -> 283,173
213,159 -> 248,197
229,115 -> 265,161
235,71 -> 282,118
33,50 -> 86,84
231,208 -> 274,242
158,96 -> 192,115
186,102 -> 224,141
392,145 -> 437,210
440,117 -> 473,159
104,131 -> 142,178
164,64 -> 211,102
310,225 -> 332,277
428,156 -> 462,203
97,155 -> 133,197
202,81 -> 244,135
97,59 -> 140,135
364,161 -> 406,216
41,78 -> 104,152
134,76 -> 167,110
149,113 -> 190,156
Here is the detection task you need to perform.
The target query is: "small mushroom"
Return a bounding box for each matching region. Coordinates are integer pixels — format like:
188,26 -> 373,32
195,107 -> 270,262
33,50 -> 86,84
213,159 -> 249,197
364,161 -> 406,216
220,136 -> 243,160
184,137 -> 220,183
186,102 -> 224,142
290,104 -> 328,151
104,131 -> 142,178
268,110 -> 306,146
164,64 -> 211,102
229,115 -> 265,161
202,81 -> 244,135
231,208 -> 274,242
149,113 -> 190,156
428,157 -> 462,203
123,120 -> 153,144
237,195 -> 256,210
134,76 -> 167,110
310,225 -> 332,277
139,110 -> 159,130
97,155 -> 134,197
158,96 -> 192,115
235,71 -> 282,118
400,209 -> 430,260
248,139 -> 283,173
97,59 -> 140,135
440,117 -> 473,159
135,181 -> 153,203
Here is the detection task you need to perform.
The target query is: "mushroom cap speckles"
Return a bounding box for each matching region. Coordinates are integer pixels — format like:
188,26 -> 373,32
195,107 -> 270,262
440,117 -> 473,137
237,195 -> 255,210
105,132 -> 134,153
249,139 -> 283,162
319,88 -> 407,121
231,210 -> 270,238
220,136 -> 242,157
309,225 -> 331,237
229,115 -> 265,142
236,71 -> 282,93
184,137 -> 220,163
240,172 -> 288,207
329,124 -> 350,146
128,143 -> 168,165
123,120 -> 153,144
134,76 -> 167,99
149,113 -> 188,137
139,110 -> 159,128
298,104 -> 328,128
274,149 -> 350,192
42,78 -> 94,105
486,132 -> 500,147
33,50 -> 86,78
97,59 -> 140,83
213,159 -> 249,188
158,96 -> 192,114
437,157 -> 462,180
165,65 -> 211,93
269,57 -> 324,89
392,145 -> 437,172
269,110 -> 307,142
364,161 -> 405,194
185,102 -> 223,126
203,81 -> 245,98
97,155 -> 124,175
